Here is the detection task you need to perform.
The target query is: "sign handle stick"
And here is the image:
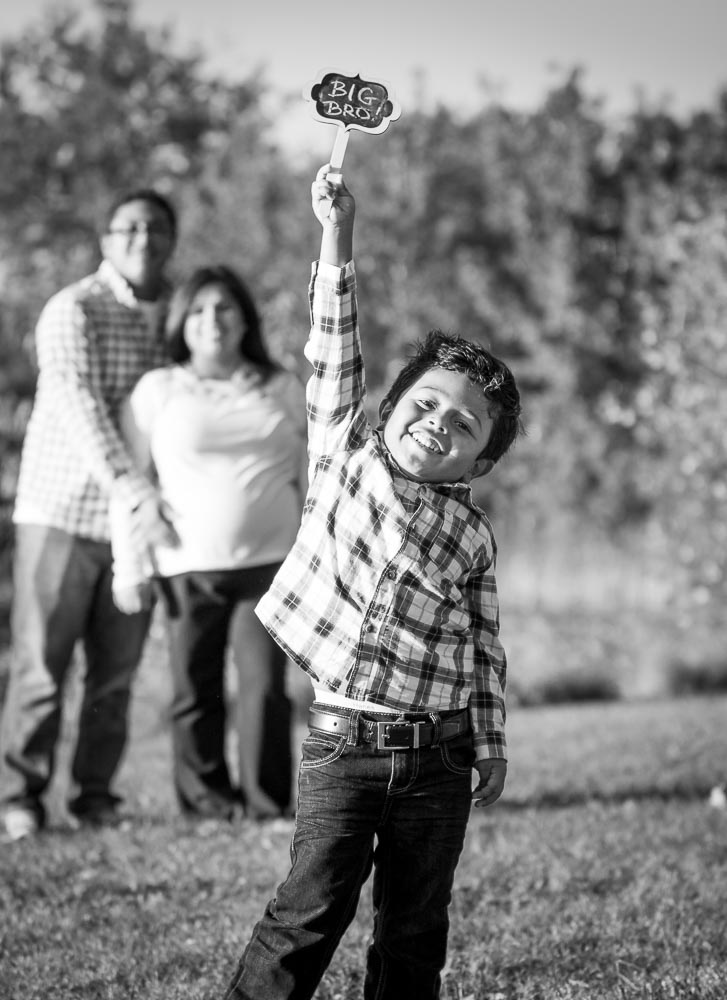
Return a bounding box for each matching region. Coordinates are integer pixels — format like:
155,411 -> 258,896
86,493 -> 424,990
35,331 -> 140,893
328,127 -> 349,179
322,128 -> 349,217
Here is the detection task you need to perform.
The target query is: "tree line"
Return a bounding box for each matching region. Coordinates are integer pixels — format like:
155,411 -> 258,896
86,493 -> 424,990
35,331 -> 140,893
1,0 -> 725,631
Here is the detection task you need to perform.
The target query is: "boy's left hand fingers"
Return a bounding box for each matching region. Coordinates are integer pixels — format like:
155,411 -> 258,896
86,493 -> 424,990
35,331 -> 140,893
472,759 -> 507,808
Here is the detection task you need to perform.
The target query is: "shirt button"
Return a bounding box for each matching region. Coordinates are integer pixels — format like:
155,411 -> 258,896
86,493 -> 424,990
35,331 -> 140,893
385,567 -> 397,580
441,579 -> 452,591
365,623 -> 376,633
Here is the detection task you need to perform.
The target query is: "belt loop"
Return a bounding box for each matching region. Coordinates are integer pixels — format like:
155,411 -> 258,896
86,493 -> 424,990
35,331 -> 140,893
429,712 -> 442,747
347,710 -> 361,746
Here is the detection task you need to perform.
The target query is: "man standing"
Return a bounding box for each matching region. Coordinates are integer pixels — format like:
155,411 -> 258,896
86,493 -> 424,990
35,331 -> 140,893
0,190 -> 178,840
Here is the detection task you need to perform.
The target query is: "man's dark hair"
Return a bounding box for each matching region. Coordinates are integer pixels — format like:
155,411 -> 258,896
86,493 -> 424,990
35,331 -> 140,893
381,330 -> 522,463
103,188 -> 178,238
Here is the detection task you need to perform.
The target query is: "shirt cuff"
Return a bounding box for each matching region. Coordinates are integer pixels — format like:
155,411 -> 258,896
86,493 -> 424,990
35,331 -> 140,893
475,745 -> 508,763
312,259 -> 355,282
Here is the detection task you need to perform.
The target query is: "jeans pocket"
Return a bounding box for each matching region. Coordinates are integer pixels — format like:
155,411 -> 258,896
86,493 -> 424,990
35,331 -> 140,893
441,735 -> 476,775
301,731 -> 347,769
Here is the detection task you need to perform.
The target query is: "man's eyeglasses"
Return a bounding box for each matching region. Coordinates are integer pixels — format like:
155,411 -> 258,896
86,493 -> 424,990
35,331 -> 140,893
107,222 -> 173,240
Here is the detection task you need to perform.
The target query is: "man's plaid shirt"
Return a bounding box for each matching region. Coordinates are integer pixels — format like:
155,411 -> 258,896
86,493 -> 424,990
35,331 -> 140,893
256,260 -> 508,760
13,261 -> 169,541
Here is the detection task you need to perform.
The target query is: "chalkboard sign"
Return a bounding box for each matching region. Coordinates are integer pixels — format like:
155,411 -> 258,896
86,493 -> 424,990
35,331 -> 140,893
305,70 -> 401,135
304,69 -> 401,216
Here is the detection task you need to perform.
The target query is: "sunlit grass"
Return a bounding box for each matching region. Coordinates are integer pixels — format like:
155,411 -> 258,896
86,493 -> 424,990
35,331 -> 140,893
3,791 -> 726,1000
2,551 -> 726,999
2,612 -> 726,999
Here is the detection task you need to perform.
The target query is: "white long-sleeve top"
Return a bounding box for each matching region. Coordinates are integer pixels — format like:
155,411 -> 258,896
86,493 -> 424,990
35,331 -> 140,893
111,363 -> 307,585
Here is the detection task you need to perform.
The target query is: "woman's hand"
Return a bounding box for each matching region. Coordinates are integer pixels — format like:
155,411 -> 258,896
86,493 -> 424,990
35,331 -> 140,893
112,580 -> 154,614
129,494 -> 179,551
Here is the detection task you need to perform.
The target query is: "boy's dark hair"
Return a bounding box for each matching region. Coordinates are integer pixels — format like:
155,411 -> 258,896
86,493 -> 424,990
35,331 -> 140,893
381,330 -> 522,463
104,188 -> 178,238
166,264 -> 279,378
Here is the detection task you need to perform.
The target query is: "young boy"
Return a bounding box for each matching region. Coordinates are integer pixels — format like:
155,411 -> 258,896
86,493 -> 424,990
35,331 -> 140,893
221,165 -> 521,1000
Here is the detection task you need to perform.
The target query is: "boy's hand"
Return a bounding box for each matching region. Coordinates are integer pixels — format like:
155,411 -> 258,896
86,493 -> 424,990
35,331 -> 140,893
312,163 -> 355,231
472,758 -> 507,808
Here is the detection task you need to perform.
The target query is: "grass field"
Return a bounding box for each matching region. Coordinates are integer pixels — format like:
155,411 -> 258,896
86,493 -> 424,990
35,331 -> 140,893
1,617 -> 727,999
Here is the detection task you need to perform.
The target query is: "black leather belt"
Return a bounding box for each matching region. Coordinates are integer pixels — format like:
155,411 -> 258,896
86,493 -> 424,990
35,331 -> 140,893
309,705 -> 470,750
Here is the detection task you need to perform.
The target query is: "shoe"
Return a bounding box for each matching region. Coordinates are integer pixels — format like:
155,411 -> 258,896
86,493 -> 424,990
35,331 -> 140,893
245,802 -> 284,822
177,788 -> 238,821
4,806 -> 41,841
72,804 -> 123,829
68,795 -> 123,829
179,797 -> 236,822
238,787 -> 287,822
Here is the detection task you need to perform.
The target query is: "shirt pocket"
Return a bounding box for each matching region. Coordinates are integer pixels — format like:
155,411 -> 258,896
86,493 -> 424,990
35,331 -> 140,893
414,518 -> 485,633
417,518 -> 468,594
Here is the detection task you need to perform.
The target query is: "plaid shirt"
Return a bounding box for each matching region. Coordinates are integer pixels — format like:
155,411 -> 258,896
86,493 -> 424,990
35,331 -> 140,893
256,261 -> 508,759
13,261 -> 170,541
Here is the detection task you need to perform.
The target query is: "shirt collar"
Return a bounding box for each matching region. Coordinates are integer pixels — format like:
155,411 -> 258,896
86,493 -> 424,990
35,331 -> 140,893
98,259 -> 172,309
374,429 -> 475,504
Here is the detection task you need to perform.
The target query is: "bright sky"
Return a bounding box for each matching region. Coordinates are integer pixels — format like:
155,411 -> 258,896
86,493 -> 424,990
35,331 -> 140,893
2,0 -> 727,154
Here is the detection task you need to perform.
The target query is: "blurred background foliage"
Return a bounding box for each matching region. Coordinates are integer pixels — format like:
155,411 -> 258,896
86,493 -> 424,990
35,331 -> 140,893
1,0 -> 725,700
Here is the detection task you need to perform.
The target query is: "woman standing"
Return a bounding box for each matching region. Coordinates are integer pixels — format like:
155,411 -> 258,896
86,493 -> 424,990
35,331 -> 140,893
112,265 -> 307,821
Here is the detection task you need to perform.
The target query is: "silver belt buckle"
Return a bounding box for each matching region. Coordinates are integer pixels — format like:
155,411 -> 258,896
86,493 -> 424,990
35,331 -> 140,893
375,720 -> 423,750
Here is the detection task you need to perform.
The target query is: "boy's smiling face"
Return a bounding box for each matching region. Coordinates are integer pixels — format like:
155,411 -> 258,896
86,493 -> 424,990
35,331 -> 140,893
381,367 -> 495,483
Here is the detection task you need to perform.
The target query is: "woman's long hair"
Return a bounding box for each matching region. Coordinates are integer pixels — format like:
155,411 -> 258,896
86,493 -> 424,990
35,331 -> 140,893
166,264 -> 278,379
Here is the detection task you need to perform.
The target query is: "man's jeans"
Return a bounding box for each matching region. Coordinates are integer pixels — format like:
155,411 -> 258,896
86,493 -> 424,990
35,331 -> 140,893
0,524 -> 150,820
224,710 -> 475,1000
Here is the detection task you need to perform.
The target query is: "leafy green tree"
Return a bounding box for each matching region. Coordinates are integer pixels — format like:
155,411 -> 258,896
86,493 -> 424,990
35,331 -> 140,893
1,2 -> 726,662
569,94 -> 727,625
0,0 -> 270,572
347,74 -> 608,526
0,0 -> 264,315
627,188 -> 727,626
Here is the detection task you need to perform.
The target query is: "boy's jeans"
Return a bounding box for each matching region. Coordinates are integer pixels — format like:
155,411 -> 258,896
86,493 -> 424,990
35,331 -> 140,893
224,710 -> 475,1000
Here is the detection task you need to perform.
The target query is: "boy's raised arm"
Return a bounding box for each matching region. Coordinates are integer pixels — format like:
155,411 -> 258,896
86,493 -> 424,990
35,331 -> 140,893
311,164 -> 355,267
